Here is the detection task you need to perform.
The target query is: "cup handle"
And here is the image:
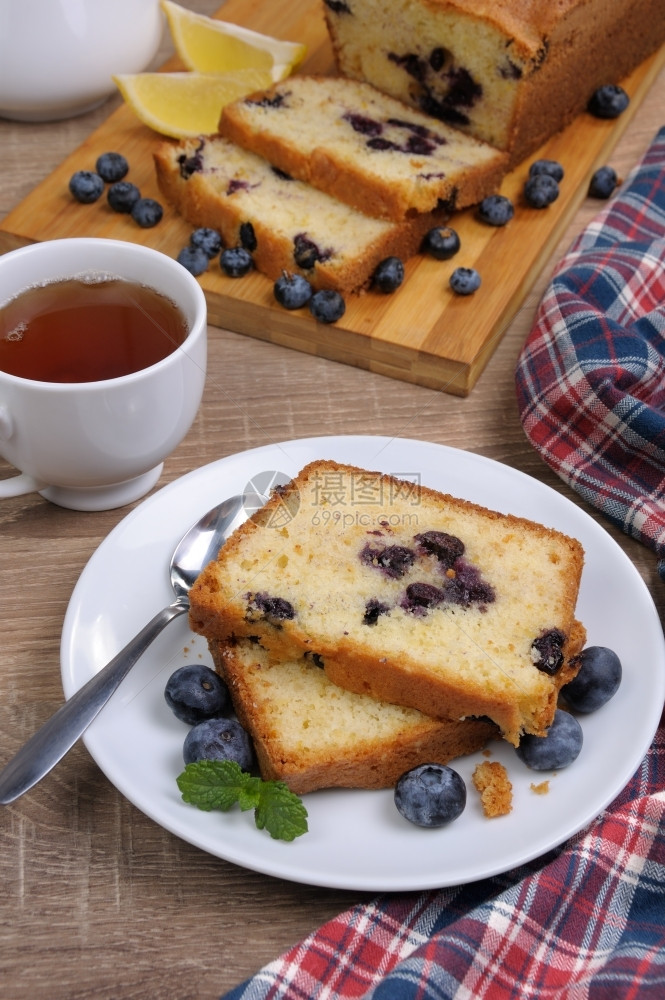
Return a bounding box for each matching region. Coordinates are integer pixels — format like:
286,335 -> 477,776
0,473 -> 48,498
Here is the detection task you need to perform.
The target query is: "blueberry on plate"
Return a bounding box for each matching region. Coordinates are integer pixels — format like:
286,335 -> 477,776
394,763 -> 466,827
220,246 -> 253,278
177,245 -> 210,277
449,266 -> 481,295
528,159 -> 564,182
95,151 -> 129,183
515,709 -> 583,770
165,664 -> 230,725
190,227 -> 223,259
422,225 -> 461,260
69,170 -> 104,204
588,165 -> 618,199
107,180 -> 141,213
587,84 -> 630,119
524,173 -> 560,208
309,288 -> 346,324
274,271 -> 313,309
477,194 -> 514,226
183,717 -> 255,770
131,197 -> 163,228
372,256 -> 404,293
561,646 -> 622,713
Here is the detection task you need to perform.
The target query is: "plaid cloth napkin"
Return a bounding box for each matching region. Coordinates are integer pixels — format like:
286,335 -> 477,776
516,126 -> 665,560
221,718 -> 664,1000
221,132 -> 665,1000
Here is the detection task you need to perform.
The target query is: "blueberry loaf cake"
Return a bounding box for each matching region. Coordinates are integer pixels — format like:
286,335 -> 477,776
154,136 -> 447,292
323,0 -> 665,166
211,638 -> 496,794
188,460 -> 586,746
219,75 -> 508,221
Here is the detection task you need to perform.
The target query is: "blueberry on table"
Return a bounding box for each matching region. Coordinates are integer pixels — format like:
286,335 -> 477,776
422,225 -> 461,260
107,180 -> 141,213
220,246 -> 253,278
587,84 -> 630,119
477,194 -> 514,226
190,227 -> 223,258
165,664 -> 230,725
515,709 -> 583,770
449,266 -> 481,295
95,151 -> 129,183
529,159 -> 564,182
177,245 -> 209,277
274,271 -> 313,309
524,173 -> 560,208
588,165 -> 618,199
131,197 -> 163,228
309,289 -> 346,324
69,170 -> 104,204
394,763 -> 466,827
561,646 -> 622,713
372,256 -> 404,293
183,717 -> 255,770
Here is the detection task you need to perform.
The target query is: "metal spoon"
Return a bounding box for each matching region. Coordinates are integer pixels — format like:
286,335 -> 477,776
0,491 -> 264,805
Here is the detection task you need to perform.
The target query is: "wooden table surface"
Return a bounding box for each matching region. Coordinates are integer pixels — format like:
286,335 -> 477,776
1,5 -> 664,998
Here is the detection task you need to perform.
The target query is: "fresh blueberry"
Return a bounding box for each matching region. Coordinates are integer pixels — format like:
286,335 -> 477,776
309,289 -> 346,324
524,173 -> 560,208
69,170 -> 104,204
107,180 -> 141,213
95,152 -> 129,183
372,256 -> 405,293
529,159 -> 564,182
515,709 -> 583,770
183,717 -> 255,770
177,245 -> 209,277
394,763 -> 466,827
422,225 -> 460,260
587,84 -> 630,119
449,267 -> 481,295
588,165 -> 618,199
274,271 -> 313,309
561,646 -> 622,713
221,246 -> 253,277
131,197 -> 163,228
165,664 -> 230,725
190,227 -> 223,258
477,194 -> 514,226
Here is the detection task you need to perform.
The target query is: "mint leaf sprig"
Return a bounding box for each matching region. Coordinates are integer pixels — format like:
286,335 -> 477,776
176,759 -> 308,842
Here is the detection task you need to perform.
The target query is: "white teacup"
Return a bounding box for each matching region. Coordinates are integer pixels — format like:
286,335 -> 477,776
0,0 -> 164,122
0,238 -> 207,511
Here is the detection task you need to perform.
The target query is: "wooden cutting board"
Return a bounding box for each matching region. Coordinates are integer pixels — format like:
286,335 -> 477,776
1,1 -> 663,396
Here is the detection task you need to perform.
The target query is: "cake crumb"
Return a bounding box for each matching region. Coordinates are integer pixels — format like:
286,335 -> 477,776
530,780 -> 550,795
472,761 -> 513,817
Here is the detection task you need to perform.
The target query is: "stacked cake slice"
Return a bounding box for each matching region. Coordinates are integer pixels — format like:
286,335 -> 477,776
188,461 -> 586,791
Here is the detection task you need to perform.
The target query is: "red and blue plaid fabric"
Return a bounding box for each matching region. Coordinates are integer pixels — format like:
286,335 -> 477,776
220,130 -> 665,1000
516,126 -> 665,559
221,717 -> 664,1000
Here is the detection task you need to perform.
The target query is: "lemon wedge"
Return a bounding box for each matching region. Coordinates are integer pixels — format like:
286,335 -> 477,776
161,0 -> 306,81
113,69 -> 274,139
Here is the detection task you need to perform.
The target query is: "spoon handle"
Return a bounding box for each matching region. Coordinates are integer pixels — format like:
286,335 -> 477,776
0,597 -> 189,805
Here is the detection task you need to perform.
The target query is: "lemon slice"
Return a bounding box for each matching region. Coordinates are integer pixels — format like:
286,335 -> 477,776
113,69 -> 274,139
161,0 -> 306,81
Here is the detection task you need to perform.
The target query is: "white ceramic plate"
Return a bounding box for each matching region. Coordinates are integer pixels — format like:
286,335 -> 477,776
61,436 -> 665,891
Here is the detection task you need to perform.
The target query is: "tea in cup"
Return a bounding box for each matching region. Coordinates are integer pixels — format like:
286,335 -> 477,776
0,238 -> 207,511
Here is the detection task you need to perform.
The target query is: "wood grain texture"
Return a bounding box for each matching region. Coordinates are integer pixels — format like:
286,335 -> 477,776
1,3 -> 664,998
0,0 -> 663,394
